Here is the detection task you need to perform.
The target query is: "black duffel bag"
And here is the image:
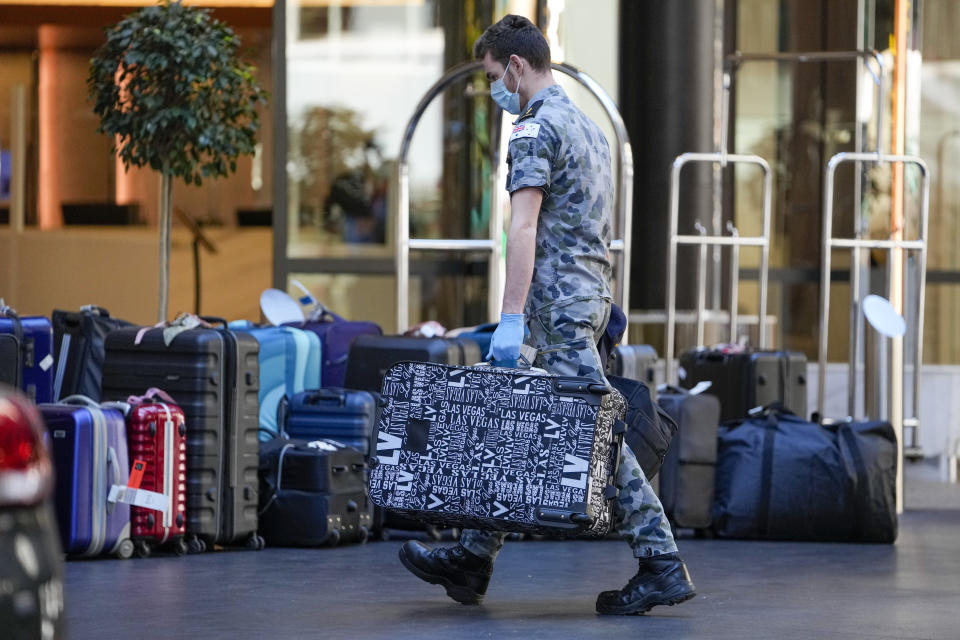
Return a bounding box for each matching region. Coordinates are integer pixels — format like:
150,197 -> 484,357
713,407 -> 897,542
609,375 -> 677,479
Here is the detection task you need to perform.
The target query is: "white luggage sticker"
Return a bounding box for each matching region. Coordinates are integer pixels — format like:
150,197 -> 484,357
510,122 -> 540,141
108,485 -> 168,515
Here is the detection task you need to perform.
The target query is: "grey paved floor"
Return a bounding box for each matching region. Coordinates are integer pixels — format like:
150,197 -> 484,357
64,507 -> 960,640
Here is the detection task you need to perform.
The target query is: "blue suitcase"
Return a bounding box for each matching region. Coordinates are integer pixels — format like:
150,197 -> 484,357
0,302 -> 55,403
281,388 -> 377,456
229,322 -> 321,441
40,396 -> 134,558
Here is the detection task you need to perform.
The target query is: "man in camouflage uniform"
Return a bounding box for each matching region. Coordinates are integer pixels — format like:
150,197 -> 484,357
399,15 -> 696,616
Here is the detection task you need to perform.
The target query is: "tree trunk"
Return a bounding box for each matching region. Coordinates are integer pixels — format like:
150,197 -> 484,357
158,167 -> 173,323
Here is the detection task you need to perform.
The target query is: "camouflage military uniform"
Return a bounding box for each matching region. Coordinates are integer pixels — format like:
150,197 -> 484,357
460,85 -> 677,561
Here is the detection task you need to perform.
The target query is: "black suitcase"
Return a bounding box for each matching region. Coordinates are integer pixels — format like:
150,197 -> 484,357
0,333 -> 21,388
656,385 -> 721,532
344,335 -> 483,393
101,323 -> 263,551
678,349 -> 807,422
608,344 -> 658,389
713,409 -> 897,542
52,306 -> 133,401
258,438 -> 372,546
368,362 -> 627,537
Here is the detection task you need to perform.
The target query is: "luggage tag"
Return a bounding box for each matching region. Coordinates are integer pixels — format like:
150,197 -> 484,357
107,460 -> 168,515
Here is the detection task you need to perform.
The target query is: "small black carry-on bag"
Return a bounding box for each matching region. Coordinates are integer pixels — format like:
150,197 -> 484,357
368,361 -> 627,537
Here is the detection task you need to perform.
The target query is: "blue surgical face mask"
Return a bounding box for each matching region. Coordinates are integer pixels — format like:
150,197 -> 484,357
490,60 -> 522,114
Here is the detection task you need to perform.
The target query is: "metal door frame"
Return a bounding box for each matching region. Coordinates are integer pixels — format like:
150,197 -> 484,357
394,60 -> 634,335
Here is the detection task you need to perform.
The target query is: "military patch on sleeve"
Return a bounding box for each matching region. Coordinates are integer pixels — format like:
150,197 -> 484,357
510,122 -> 541,141
517,100 -> 543,122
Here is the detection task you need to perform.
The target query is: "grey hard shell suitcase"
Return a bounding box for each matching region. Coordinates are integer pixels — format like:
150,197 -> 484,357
101,323 -> 264,552
368,362 -> 627,537
656,386 -> 721,531
608,344 -> 658,389
344,335 -> 482,393
678,349 -> 807,422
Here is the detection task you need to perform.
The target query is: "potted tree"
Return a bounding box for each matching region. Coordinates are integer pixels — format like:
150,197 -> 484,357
88,0 -> 268,322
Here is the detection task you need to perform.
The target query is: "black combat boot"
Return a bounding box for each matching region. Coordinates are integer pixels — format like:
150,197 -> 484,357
399,541 -> 494,605
595,552 -> 697,615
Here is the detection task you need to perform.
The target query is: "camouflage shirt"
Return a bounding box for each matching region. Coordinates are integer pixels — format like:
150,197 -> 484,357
506,84 -> 614,316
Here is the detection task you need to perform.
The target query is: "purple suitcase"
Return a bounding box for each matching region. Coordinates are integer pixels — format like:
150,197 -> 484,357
41,397 -> 134,558
285,306 -> 381,388
0,302 -> 55,403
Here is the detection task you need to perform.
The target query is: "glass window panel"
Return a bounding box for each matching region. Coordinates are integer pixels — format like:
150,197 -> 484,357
285,0 -> 444,258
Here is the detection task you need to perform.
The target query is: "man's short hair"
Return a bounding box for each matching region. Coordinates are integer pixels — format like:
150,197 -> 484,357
473,14 -> 551,72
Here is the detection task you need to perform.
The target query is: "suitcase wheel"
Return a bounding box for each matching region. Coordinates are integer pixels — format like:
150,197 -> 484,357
325,529 -> 341,546
173,538 -> 188,556
134,540 -> 152,559
246,534 -> 265,551
358,526 -> 369,545
116,539 -> 135,560
187,537 -> 207,554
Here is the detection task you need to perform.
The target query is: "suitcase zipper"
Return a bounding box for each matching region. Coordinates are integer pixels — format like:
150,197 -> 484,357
159,403 -> 175,543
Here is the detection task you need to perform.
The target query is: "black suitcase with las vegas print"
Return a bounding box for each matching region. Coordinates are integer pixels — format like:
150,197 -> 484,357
368,362 -> 627,537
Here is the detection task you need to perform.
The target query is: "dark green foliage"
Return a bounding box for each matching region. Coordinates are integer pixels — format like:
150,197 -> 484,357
88,0 -> 268,185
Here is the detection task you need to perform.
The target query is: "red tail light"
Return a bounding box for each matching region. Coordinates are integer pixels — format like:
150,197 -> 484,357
0,390 -> 53,506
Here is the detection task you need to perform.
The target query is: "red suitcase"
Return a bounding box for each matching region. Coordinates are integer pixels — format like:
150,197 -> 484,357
121,389 -> 188,557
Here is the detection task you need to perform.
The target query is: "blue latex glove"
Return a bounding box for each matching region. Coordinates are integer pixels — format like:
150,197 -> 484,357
487,313 -> 525,366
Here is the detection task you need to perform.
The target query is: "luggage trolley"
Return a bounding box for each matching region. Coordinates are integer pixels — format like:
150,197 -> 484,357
394,61 -> 634,337
816,151 -> 930,463
660,50 -> 885,380
664,151 -> 773,384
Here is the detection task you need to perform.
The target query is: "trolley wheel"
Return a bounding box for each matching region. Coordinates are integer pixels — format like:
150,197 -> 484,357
134,540 -> 152,559
173,538 -> 188,556
358,526 -> 370,545
326,529 -> 341,546
116,539 -> 135,560
188,537 -> 205,554
247,534 -> 265,551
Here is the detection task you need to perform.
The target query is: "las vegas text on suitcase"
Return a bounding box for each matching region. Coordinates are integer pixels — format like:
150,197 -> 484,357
369,362 -> 627,537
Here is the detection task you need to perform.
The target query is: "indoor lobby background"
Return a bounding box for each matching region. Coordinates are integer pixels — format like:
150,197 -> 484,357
1,1 -> 959,445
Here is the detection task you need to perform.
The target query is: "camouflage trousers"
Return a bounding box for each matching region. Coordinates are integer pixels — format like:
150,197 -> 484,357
460,297 -> 678,561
